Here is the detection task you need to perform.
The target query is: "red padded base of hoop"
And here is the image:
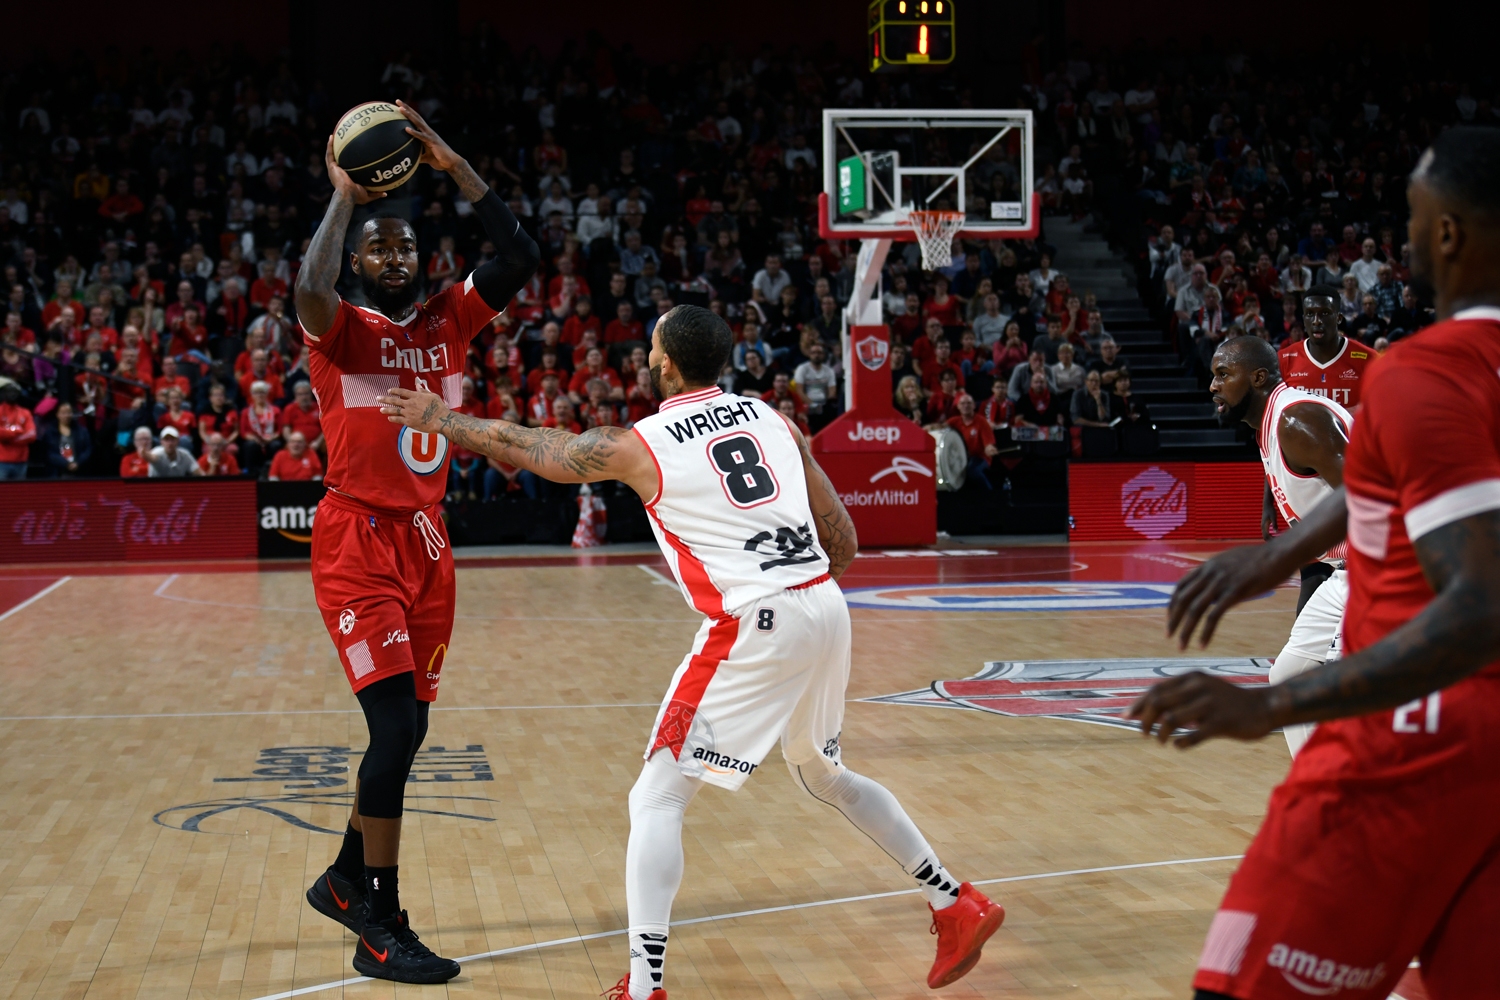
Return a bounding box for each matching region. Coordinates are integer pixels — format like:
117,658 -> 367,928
817,192 -> 1043,242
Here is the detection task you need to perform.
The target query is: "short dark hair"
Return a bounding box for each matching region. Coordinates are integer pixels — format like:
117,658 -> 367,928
1305,284 -> 1340,302
657,304 -> 732,385
1220,333 -> 1280,375
358,216 -> 416,248
1419,126 -> 1500,217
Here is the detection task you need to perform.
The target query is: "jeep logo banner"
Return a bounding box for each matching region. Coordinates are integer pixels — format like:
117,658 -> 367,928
257,481 -> 327,557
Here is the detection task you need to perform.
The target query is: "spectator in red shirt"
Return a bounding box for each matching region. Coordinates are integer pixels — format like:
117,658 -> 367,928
3,312 -> 37,350
991,321 -> 1029,381
154,356 -> 193,400
249,261 -> 289,311
239,380 -> 282,475
953,328 -> 985,376
281,381 -> 323,452
164,280 -> 207,334
571,326 -> 603,368
980,379 -> 1014,429
922,337 -> 966,395
197,382 -> 239,452
568,346 -> 624,402
446,377 -> 486,500
41,280 -> 83,331
119,426 -> 154,477
238,349 -> 284,403
776,395 -> 811,436
947,393 -> 1000,489
167,306 -> 209,359
547,254 -> 591,301
268,431 -> 323,481
890,291 -> 923,345
486,388 -> 520,421
910,316 -> 946,371
198,433 -> 242,476
925,369 -> 960,424
527,373 -> 563,425
98,178 -> 143,224
526,347 -> 570,397
83,305 -> 119,353
541,395 -> 582,433
0,379 -> 36,478
157,388 -> 196,442
578,378 -> 622,429
426,235 -> 464,287
625,367 -> 658,425
922,275 -> 963,328
605,300 -> 645,344
761,371 -> 807,414
561,295 -> 602,346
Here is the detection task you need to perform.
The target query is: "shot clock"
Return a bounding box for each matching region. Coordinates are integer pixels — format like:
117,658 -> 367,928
868,0 -> 955,72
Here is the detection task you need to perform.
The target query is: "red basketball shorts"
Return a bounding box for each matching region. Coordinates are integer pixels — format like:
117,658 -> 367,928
1193,671 -> 1500,999
311,492 -> 456,702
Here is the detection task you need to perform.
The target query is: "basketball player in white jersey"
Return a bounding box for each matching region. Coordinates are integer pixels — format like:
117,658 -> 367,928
377,305 -> 1004,997
1209,336 -> 1352,755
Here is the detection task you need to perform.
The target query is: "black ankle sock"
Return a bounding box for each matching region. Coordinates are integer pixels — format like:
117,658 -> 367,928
365,864 -> 399,922
334,825 -> 364,881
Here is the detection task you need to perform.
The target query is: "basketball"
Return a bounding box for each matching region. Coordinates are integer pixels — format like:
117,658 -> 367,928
332,101 -> 420,192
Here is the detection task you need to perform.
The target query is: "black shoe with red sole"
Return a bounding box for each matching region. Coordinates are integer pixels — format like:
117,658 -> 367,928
352,909 -> 461,984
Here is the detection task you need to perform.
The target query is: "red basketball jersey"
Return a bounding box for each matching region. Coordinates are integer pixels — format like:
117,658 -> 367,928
1278,337 -> 1373,409
304,276 -> 499,512
1342,307 -> 1500,660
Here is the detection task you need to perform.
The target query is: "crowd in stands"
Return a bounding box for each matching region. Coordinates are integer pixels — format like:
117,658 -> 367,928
1015,40 -> 1476,381
0,32 -> 1117,494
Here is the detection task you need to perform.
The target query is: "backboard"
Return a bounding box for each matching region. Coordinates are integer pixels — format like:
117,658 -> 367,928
820,108 -> 1038,242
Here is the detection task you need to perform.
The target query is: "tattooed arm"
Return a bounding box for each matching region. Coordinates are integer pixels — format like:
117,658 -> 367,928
1131,509 -> 1500,747
295,137 -> 384,338
777,411 -> 857,580
377,387 -> 658,495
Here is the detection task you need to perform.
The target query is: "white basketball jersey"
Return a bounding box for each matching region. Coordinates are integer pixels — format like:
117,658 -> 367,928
1258,381 -> 1352,563
633,386 -> 830,616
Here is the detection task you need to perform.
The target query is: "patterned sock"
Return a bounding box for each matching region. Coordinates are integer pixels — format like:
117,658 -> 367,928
908,855 -> 961,910
628,929 -> 668,999
334,825 -> 364,881
365,864 -> 400,922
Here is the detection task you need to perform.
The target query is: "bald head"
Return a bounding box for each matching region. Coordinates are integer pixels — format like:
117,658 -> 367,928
1219,334 -> 1280,377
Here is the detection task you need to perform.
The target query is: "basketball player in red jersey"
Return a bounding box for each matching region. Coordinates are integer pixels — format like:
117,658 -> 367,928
295,101 -> 539,984
1132,126 -> 1500,999
1264,285 -> 1372,610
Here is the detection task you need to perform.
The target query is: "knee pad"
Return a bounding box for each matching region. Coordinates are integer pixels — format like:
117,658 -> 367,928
356,675 -> 423,819
628,750 -> 701,819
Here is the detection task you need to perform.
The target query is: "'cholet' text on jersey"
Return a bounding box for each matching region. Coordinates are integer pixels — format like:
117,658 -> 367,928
633,386 -> 830,618
303,276 -> 499,512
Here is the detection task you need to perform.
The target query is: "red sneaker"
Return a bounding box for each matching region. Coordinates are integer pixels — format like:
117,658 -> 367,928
927,882 -> 1005,988
602,973 -> 668,1000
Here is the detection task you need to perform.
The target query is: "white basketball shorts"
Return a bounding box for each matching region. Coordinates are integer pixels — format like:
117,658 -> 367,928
643,577 -> 848,791
1279,568 -> 1348,665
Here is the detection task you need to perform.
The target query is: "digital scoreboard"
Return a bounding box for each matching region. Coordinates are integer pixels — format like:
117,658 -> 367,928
868,0 -> 956,72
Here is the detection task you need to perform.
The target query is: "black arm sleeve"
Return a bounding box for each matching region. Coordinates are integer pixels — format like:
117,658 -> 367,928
469,189 -> 542,313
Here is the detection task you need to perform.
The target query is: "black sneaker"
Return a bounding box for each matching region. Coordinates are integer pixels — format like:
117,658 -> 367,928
353,909 -> 461,984
305,866 -> 367,934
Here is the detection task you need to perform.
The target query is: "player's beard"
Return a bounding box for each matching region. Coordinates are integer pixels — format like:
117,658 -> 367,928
360,267 -> 420,317
648,363 -> 666,401
1216,390 -> 1254,428
1407,239 -> 1436,301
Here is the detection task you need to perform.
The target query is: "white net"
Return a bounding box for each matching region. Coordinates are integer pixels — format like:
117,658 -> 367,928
908,210 -> 965,271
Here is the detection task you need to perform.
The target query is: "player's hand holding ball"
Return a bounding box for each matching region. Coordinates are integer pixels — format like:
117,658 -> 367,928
395,100 -> 462,174
379,386 -> 449,434
324,136 -> 386,206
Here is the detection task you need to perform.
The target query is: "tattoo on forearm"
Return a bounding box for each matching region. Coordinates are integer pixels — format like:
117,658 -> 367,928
434,408 -> 623,479
1281,512 -> 1500,723
812,466 -> 856,579
448,160 -> 490,205
295,192 -> 355,332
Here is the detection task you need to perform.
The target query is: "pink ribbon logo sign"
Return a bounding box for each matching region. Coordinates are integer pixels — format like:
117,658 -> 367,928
1121,466 -> 1188,539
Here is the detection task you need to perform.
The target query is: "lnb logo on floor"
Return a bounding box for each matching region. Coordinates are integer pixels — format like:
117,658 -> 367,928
843,582 -> 1184,612
862,657 -> 1273,732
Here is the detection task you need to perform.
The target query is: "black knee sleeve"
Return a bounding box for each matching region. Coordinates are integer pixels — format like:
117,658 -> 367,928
355,673 -> 426,818
1296,561 -> 1334,614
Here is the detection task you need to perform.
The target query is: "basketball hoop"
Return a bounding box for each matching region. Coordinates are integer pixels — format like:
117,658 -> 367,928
907,210 -> 965,271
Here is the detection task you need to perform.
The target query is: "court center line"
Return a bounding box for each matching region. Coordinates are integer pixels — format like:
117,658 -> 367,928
247,853 -> 1243,1000
0,575 -> 70,623
0,703 -> 662,722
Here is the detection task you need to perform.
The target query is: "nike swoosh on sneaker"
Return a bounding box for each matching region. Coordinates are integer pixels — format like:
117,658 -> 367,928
326,875 -> 350,910
360,936 -> 388,963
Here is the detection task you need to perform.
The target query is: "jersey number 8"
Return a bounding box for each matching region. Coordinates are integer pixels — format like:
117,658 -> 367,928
709,434 -> 779,507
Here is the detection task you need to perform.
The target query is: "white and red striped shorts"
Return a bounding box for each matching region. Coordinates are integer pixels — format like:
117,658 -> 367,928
644,577 -> 848,791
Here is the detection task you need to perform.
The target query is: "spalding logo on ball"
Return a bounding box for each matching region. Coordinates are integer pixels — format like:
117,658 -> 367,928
333,102 -> 421,192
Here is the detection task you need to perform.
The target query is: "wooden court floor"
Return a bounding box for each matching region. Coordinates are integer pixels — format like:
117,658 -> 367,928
0,547 -> 1302,1000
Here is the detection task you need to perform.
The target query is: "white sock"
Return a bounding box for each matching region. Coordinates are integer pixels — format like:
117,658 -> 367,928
791,762 -> 961,909
628,929 -> 668,998
626,752 -> 702,998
